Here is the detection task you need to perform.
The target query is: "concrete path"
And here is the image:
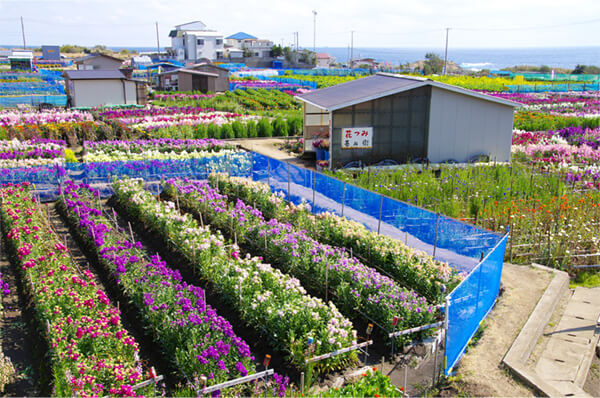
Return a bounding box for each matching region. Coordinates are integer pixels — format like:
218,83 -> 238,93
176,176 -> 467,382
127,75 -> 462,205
504,266 -> 600,397
534,287 -> 600,396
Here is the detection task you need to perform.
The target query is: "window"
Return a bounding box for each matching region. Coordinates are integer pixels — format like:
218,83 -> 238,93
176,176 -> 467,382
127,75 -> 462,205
197,39 -> 204,46
216,39 -> 223,45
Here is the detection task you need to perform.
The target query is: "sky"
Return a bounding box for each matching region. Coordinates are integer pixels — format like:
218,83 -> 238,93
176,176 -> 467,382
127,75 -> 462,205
1,0 -> 600,49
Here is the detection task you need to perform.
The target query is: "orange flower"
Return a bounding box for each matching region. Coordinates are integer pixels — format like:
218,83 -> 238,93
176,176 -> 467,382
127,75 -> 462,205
372,367 -> 377,371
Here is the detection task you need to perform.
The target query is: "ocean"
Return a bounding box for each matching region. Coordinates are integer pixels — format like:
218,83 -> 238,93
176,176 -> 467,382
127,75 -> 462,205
312,46 -> 600,71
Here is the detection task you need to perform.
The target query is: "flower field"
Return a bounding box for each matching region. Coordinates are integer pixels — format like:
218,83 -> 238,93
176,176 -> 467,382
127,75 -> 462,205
0,183 -> 150,396
112,178 -> 357,373
162,178 -> 437,346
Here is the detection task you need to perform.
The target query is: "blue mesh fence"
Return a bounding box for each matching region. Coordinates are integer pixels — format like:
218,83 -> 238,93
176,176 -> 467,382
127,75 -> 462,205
444,234 -> 508,374
1,150 -> 507,375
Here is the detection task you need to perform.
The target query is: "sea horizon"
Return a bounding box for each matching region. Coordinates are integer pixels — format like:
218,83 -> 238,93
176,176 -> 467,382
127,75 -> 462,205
2,44 -> 599,71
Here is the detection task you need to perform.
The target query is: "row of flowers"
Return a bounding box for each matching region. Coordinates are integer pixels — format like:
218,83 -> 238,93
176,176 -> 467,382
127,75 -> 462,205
152,93 -> 218,101
95,106 -> 216,120
0,182 -> 148,397
112,178 -> 357,371
119,113 -> 255,131
58,180 -> 260,393
0,138 -> 65,168
490,92 -> 600,117
0,109 -> 93,127
209,175 -> 461,301
163,178 -> 437,344
83,148 -> 239,163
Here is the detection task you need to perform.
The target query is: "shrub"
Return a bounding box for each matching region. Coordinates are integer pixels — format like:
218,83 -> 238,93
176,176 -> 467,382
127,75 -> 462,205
272,117 -> 289,137
246,121 -> 258,138
232,121 -> 247,138
220,123 -> 235,139
207,123 -> 220,139
257,118 -> 273,137
193,124 -> 208,139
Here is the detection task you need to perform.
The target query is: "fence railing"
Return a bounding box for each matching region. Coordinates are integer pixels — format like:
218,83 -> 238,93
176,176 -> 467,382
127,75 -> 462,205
1,151 -> 508,375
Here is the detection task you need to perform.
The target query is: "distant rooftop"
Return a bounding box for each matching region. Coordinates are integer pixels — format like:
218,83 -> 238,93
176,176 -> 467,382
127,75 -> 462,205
63,70 -> 128,80
226,32 -> 257,40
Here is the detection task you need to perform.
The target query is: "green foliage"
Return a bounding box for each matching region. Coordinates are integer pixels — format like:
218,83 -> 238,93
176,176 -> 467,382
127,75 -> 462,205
220,123 -> 235,139
207,123 -> 220,139
270,44 -> 283,57
272,117 -> 289,137
193,124 -> 208,139
572,271 -> 600,288
232,120 -> 246,138
319,369 -> 403,397
257,118 -> 273,137
572,64 -> 600,75
246,120 -> 258,138
423,53 -> 444,75
515,111 -> 600,131
64,149 -> 78,163
287,115 -> 303,136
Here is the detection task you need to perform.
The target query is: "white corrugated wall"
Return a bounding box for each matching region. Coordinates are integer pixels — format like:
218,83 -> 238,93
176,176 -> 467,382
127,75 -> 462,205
427,87 -> 515,163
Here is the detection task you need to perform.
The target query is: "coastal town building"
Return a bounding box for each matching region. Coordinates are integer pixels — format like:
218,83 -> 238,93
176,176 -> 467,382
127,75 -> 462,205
169,21 -> 224,63
63,69 -> 138,107
41,45 -> 61,61
8,50 -> 34,71
74,53 -> 123,70
157,63 -> 229,92
225,32 -> 274,59
296,73 -> 520,168
316,53 -> 335,68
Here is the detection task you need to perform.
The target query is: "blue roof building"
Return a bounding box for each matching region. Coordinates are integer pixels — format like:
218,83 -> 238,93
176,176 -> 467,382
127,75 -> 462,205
226,32 -> 257,40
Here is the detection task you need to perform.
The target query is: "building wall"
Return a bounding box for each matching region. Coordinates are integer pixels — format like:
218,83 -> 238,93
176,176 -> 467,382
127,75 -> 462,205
191,64 -> 229,92
302,103 -> 330,153
183,33 -> 223,62
77,57 -> 122,70
71,79 -> 136,107
427,86 -> 515,163
178,72 -> 194,91
330,86 -> 431,168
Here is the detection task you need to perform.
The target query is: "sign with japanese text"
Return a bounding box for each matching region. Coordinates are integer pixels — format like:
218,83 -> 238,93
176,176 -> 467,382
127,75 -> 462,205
342,127 -> 373,149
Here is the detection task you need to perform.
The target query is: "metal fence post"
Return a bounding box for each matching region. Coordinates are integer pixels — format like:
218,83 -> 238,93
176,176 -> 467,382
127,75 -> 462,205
377,194 -> 383,234
341,182 -> 346,217
443,295 -> 450,376
250,151 -> 254,179
267,161 -> 270,188
433,212 -> 440,258
312,171 -> 316,214
287,161 -> 291,202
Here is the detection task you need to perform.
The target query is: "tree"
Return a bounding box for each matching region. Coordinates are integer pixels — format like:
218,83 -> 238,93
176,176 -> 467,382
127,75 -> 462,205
283,46 -> 293,62
270,45 -> 283,57
572,64 -> 600,74
422,52 -> 444,75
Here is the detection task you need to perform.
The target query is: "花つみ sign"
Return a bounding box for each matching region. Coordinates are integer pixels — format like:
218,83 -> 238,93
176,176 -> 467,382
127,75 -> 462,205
342,127 -> 373,149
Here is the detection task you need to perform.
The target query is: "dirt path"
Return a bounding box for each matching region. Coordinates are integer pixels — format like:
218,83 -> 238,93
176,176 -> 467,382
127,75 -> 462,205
233,137 -> 313,169
450,263 -> 553,396
0,248 -> 39,396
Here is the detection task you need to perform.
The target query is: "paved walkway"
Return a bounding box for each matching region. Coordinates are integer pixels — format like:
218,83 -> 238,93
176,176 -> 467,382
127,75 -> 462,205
535,287 -> 600,396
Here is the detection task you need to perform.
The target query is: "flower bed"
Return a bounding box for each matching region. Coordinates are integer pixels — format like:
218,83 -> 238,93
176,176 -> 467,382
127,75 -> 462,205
0,183 -> 148,396
83,138 -> 238,162
320,367 -> 403,397
113,178 -> 356,371
209,175 -> 461,301
0,109 -> 92,127
163,179 -> 436,344
58,180 -> 257,390
0,139 -> 65,168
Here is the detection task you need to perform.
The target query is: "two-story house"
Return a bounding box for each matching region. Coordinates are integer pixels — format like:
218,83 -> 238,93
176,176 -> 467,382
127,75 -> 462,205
169,21 -> 224,63
225,32 -> 273,58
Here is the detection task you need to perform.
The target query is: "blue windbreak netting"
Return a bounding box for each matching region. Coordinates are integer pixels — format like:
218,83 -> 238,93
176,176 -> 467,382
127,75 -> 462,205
444,234 -> 507,374
1,151 -> 507,375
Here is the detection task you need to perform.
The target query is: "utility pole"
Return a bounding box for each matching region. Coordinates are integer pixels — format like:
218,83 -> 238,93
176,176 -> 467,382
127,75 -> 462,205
20,16 -> 26,49
350,30 -> 354,71
443,27 -> 450,75
312,10 -> 317,54
155,22 -> 161,57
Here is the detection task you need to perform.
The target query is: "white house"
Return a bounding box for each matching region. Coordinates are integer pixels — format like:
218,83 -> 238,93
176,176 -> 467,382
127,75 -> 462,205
316,53 -> 334,68
225,32 -> 273,58
169,21 -> 224,63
